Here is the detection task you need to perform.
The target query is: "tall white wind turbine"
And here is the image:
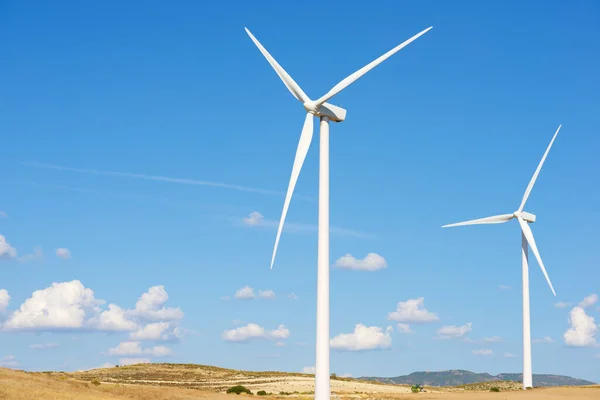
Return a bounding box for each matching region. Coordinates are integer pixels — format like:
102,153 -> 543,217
442,124 -> 562,390
245,26 -> 432,400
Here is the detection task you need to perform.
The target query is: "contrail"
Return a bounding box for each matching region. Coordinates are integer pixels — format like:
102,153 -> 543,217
21,161 -> 314,200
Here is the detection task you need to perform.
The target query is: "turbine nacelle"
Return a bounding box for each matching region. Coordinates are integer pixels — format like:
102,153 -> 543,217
517,211 -> 536,223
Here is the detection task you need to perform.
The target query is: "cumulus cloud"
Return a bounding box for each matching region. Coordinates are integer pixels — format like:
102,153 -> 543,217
0,289 -> 10,313
532,336 -> 554,344
55,248 -> 71,259
302,366 -> 315,374
437,322 -> 472,339
396,323 -> 412,333
579,294 -> 598,309
0,355 -> 18,368
29,342 -> 60,350
330,324 -> 392,351
240,211 -> 370,238
18,247 -> 43,263
222,323 -> 290,342
388,298 -> 439,323
130,322 -> 181,341
333,253 -> 387,271
258,290 -> 275,300
132,286 -> 183,321
483,336 -> 502,343
1,281 -> 184,335
0,235 -> 17,261
234,286 -> 254,299
472,349 -> 492,356
2,280 -> 103,331
232,286 -> 276,300
504,353 -> 517,358
564,306 -> 597,347
555,302 -> 572,309
107,341 -> 171,357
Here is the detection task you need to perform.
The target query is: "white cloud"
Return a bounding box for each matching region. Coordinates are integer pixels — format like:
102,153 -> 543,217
472,349 -> 492,356
437,322 -> 472,339
132,286 -> 183,321
222,323 -> 290,342
275,341 -> 285,347
0,235 -> 17,261
258,290 -> 275,300
0,211 -> 7,218
55,248 -> 71,259
240,211 -> 370,238
0,289 -> 10,313
504,353 -> 517,358
119,358 -> 151,366
0,355 -> 18,368
388,297 -> 439,323
288,293 -> 298,300
302,366 -> 315,374
564,306 -> 597,347
107,341 -> 171,357
532,336 -> 554,344
2,280 -> 103,331
88,304 -> 138,332
579,294 -> 598,309
498,285 -> 512,290
396,323 -> 412,333
1,281 -> 184,334
483,336 -> 502,343
555,302 -> 572,309
333,253 -> 387,271
29,342 -> 60,350
234,286 -> 255,300
130,322 -> 181,341
330,324 -> 392,351
18,247 -> 43,263
243,211 -> 264,226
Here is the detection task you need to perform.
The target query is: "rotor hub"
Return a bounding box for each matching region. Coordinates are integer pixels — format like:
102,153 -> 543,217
303,101 -> 319,114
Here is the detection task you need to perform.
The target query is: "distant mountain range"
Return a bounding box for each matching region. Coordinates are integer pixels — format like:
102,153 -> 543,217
358,370 -> 596,387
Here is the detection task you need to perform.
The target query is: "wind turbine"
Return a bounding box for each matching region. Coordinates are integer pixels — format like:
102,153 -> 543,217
244,26 -> 432,400
442,124 -> 562,390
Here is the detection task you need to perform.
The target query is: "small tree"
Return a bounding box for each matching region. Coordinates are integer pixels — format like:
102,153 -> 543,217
227,385 -> 252,395
257,391 -> 267,396
91,378 -> 101,386
490,387 -> 500,392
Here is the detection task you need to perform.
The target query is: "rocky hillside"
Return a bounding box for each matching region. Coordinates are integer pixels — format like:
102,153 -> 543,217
359,369 -> 595,387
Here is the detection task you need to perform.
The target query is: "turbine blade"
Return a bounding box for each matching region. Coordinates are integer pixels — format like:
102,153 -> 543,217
313,26 -> 433,107
518,124 -> 562,212
245,27 -> 310,104
270,113 -> 314,269
517,216 -> 556,296
442,214 -> 513,228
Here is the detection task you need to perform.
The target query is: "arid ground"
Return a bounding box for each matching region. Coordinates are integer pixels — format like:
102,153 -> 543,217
1,364 -> 598,400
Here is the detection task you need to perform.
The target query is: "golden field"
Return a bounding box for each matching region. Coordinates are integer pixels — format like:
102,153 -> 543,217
1,364 -> 599,400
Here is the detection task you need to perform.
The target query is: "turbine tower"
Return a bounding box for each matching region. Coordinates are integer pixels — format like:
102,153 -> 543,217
244,26 -> 432,400
442,124 -> 562,390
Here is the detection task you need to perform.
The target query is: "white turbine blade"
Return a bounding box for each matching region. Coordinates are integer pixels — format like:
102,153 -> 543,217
270,113 -> 314,269
442,214 -> 513,228
245,27 -> 310,104
517,124 -> 562,212
517,216 -> 556,296
314,26 -> 433,107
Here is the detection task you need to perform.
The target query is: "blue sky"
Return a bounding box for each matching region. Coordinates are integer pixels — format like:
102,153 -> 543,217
1,0 -> 600,383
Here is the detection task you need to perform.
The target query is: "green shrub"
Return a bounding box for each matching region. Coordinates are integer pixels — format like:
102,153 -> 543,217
490,387 -> 500,392
257,390 -> 267,396
411,385 -> 420,393
227,385 -> 252,395
91,378 -> 101,386
526,386 -> 533,390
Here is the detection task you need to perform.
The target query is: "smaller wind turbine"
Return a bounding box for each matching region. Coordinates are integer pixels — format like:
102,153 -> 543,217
442,124 -> 562,391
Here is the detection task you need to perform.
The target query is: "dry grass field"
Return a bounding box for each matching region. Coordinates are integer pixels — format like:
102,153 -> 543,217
1,364 -> 599,400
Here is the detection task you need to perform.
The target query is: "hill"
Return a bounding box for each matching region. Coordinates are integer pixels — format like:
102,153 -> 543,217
359,369 -> 596,387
